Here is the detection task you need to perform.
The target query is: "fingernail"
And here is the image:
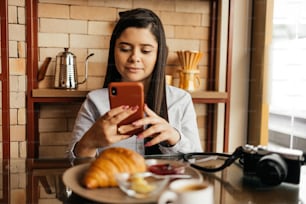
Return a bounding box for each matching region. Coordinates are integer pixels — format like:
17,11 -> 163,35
122,105 -> 129,110
131,105 -> 139,111
117,127 -> 122,134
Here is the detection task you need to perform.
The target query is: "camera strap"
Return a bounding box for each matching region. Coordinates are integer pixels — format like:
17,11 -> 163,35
183,146 -> 244,173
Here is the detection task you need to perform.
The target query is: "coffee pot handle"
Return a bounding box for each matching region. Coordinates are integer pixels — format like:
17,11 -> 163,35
78,53 -> 94,85
37,57 -> 52,81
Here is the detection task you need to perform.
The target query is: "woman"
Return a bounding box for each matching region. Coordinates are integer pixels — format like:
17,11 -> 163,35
68,8 -> 202,158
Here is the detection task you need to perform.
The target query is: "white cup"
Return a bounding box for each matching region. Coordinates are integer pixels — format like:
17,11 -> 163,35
158,179 -> 213,204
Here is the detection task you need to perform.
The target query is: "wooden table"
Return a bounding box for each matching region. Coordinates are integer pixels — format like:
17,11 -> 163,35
2,156 -> 306,204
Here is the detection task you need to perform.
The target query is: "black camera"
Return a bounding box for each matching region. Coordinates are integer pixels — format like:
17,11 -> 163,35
241,144 -> 304,186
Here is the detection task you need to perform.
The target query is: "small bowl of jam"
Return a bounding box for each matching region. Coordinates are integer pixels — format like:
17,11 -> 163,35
115,172 -> 169,199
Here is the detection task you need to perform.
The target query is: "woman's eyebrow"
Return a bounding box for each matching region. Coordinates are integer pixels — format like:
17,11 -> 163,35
118,41 -> 155,48
118,42 -> 131,46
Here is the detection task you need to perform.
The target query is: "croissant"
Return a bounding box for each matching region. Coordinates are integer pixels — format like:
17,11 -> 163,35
82,147 -> 146,189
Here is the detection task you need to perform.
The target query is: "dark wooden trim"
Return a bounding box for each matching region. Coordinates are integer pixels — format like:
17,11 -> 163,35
205,0 -> 232,153
0,0 -> 10,203
27,168 -> 39,204
26,158 -> 72,170
208,0 -> 218,91
26,0 -> 39,159
193,98 -> 228,104
205,0 -> 219,152
223,0 -> 234,153
31,97 -> 85,103
0,160 -> 9,204
26,1 -> 39,202
0,0 -> 10,160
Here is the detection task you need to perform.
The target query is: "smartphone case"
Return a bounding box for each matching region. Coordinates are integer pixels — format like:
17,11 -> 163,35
108,82 -> 144,135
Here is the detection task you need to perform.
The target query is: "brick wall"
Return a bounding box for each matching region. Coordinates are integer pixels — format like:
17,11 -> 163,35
4,0 -> 211,202
7,0 -> 27,203
36,0 -> 210,158
37,0 -> 210,90
9,0 -> 27,159
5,0 -> 210,160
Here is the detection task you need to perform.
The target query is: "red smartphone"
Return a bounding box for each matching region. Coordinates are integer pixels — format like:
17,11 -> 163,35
108,82 -> 144,135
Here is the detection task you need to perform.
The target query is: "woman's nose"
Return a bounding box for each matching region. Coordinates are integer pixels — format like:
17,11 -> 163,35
128,51 -> 141,63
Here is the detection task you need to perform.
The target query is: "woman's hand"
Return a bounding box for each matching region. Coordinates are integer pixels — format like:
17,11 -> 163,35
133,104 -> 181,147
74,105 -> 139,157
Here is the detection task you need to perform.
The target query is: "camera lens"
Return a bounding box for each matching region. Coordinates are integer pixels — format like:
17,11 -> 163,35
256,153 -> 288,186
111,87 -> 117,95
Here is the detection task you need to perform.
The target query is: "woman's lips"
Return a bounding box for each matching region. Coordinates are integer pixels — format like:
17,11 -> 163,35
126,67 -> 143,73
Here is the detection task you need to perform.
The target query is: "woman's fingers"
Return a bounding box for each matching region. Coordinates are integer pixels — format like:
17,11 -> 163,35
134,104 -> 180,146
144,133 -> 166,146
143,104 -> 157,117
104,105 -> 139,125
135,105 -> 167,140
133,104 -> 160,126
117,124 -> 143,134
102,105 -> 129,120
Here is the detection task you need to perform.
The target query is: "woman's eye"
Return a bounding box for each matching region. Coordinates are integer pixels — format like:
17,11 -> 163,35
119,46 -> 132,52
142,50 -> 151,54
117,45 -> 153,54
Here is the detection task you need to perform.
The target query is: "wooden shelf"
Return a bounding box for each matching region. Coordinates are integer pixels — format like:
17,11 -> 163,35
32,88 -> 227,100
32,89 -> 89,98
190,91 -> 228,99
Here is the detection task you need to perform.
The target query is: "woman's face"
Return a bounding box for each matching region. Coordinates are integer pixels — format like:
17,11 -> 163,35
114,27 -> 158,83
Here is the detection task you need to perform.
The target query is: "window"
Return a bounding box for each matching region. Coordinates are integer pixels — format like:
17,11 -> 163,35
268,0 -> 306,152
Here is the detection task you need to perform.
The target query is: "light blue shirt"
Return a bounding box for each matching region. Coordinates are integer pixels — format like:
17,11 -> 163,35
68,85 -> 202,158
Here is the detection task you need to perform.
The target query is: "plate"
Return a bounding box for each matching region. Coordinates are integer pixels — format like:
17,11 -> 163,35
62,159 -> 203,203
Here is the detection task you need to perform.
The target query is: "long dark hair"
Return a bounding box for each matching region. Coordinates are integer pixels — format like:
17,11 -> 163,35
103,8 -> 169,121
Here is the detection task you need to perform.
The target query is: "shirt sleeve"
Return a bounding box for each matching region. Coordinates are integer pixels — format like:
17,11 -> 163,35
67,90 -> 107,159
160,87 -> 203,154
